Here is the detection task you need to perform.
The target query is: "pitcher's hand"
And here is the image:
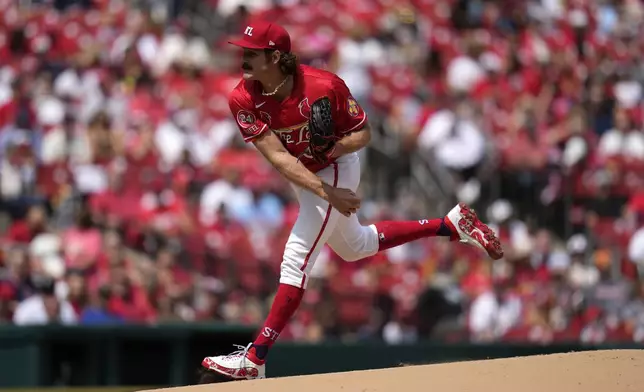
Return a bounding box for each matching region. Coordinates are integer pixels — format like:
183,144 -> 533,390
324,183 -> 361,217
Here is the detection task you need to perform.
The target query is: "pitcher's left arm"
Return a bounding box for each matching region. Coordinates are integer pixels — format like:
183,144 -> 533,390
330,122 -> 371,158
328,79 -> 371,158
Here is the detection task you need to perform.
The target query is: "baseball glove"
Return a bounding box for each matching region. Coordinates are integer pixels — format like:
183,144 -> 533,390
306,97 -> 336,164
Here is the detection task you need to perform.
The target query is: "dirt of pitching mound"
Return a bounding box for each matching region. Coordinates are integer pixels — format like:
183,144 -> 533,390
139,349 -> 644,392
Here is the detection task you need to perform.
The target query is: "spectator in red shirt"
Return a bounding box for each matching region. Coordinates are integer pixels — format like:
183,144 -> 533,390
137,183 -> 195,243
62,207 -> 102,270
6,205 -> 47,245
0,281 -> 17,323
154,246 -> 192,302
103,258 -> 155,323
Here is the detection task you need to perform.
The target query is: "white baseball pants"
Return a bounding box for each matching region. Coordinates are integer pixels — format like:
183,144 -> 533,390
280,152 -> 380,289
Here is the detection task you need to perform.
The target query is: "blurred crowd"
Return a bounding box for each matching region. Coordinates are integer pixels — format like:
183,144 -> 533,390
2,0 -> 644,346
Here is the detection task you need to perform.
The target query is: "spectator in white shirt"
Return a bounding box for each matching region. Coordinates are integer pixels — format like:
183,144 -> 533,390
199,171 -> 254,227
445,38 -> 486,94
469,281 -> 522,342
417,101 -> 487,203
13,276 -> 77,326
597,106 -> 644,161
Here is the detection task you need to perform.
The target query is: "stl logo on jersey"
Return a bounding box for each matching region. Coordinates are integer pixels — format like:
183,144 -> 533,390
347,97 -> 360,117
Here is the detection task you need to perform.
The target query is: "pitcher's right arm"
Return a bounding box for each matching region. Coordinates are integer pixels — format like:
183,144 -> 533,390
229,90 -> 330,202
229,91 -> 358,216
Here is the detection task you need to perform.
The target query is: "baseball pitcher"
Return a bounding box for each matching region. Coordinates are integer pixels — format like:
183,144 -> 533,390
200,21 -> 503,380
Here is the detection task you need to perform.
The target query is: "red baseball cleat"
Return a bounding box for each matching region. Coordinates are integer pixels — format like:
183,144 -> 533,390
445,203 -> 504,260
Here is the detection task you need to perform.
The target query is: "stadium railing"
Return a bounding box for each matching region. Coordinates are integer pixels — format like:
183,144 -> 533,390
0,325 -> 639,388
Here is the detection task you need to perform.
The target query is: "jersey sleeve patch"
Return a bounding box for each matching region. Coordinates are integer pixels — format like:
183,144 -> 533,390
347,96 -> 360,117
332,83 -> 367,135
236,110 -> 256,129
229,89 -> 269,143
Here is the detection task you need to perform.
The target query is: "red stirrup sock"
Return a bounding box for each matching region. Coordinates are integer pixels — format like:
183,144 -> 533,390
374,217 -> 458,251
249,283 -> 304,361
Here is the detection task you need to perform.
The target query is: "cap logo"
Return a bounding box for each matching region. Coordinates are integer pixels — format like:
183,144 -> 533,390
244,26 -> 254,36
269,40 -> 275,46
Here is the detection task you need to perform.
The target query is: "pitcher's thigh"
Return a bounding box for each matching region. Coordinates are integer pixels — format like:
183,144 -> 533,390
326,213 -> 379,262
281,174 -> 342,289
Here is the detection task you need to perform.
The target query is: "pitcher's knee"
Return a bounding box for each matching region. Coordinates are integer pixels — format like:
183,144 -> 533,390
334,225 -> 379,262
336,246 -> 377,262
336,251 -> 366,262
279,253 -> 307,288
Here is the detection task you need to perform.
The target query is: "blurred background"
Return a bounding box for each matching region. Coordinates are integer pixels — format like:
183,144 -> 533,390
2,0 -> 644,387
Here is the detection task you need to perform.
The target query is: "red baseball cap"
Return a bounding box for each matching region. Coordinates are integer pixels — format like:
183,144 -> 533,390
228,21 -> 291,53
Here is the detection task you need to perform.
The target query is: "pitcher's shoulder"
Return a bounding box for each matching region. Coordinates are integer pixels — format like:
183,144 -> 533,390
229,79 -> 260,104
299,65 -> 349,94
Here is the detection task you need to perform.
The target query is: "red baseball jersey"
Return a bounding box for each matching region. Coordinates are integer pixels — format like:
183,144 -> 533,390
228,65 -> 367,172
